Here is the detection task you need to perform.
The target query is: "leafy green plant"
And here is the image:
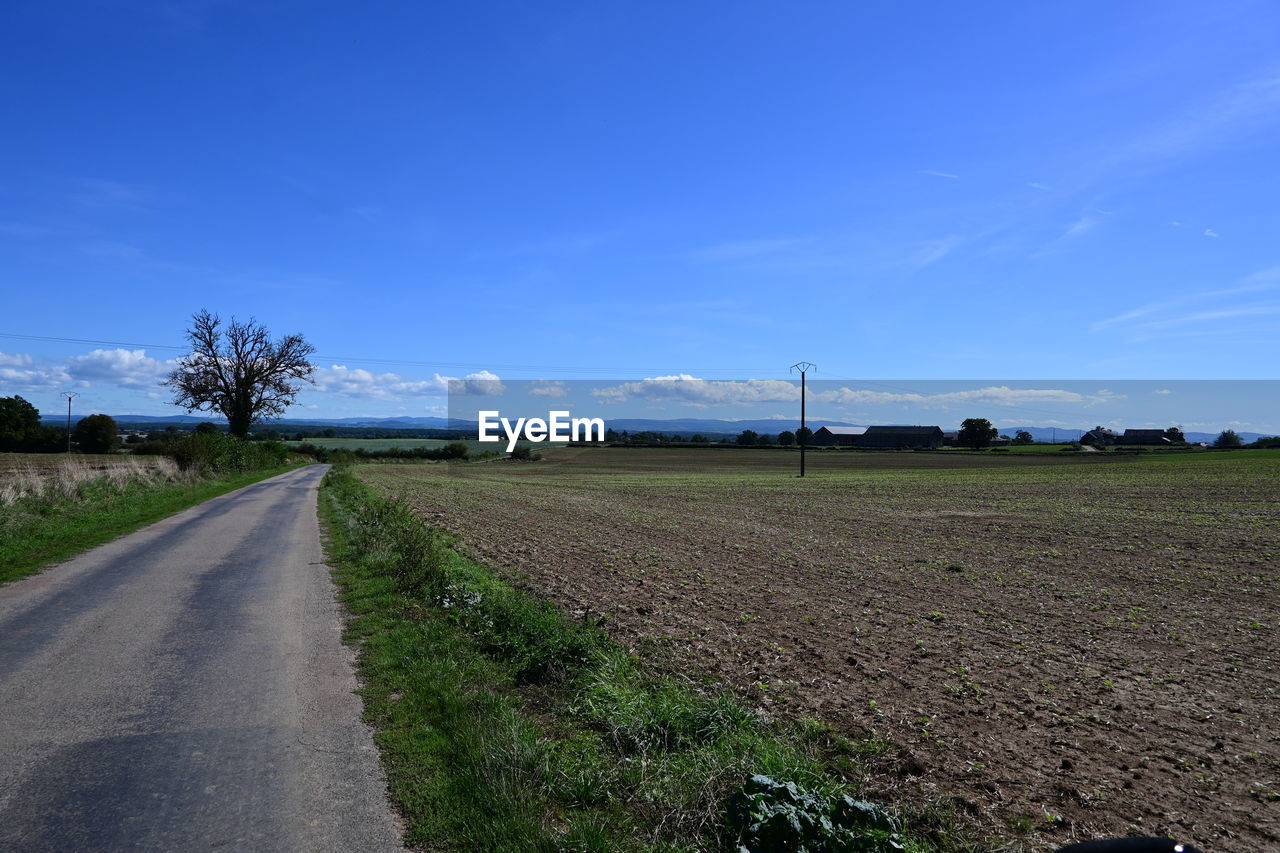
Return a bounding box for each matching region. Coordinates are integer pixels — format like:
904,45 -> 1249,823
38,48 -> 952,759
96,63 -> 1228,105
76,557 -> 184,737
727,774 -> 904,852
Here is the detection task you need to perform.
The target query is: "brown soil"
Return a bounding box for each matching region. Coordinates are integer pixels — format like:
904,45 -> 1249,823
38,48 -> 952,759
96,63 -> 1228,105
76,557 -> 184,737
360,447 -> 1280,852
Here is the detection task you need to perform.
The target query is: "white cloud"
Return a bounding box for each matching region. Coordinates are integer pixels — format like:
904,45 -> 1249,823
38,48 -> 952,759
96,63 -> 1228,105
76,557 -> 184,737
592,376 -> 800,407
1153,389 -> 1172,395
1028,182 -> 1052,191
313,365 -> 452,401
528,380 -> 569,398
448,370 -> 506,397
66,348 -> 172,389
0,351 -> 71,393
1204,228 -> 1220,238
589,378 -> 1116,411
919,170 -> 959,179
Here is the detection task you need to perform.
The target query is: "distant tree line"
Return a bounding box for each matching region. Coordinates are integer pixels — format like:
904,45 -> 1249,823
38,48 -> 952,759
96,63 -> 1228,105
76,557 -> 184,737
291,442 -> 471,463
0,395 -> 121,453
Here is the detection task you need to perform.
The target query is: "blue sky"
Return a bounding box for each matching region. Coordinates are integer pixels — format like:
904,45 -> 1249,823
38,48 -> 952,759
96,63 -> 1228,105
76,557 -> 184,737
2,1 -> 1278,426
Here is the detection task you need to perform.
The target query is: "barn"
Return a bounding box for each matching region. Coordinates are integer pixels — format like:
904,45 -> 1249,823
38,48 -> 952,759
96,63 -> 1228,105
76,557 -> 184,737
1121,429 -> 1172,445
809,426 -> 867,446
857,425 -> 945,448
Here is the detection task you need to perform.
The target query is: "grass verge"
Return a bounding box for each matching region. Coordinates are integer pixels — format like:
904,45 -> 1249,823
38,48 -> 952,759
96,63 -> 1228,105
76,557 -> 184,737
319,465 -> 986,852
0,463 -> 298,585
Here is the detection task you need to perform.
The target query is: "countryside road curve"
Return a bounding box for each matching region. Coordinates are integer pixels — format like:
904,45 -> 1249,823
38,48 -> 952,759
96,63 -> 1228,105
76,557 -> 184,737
0,464 -> 401,852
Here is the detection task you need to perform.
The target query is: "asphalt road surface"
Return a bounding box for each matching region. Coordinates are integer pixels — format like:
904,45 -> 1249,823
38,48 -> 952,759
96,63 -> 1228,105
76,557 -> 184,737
0,465 -> 402,851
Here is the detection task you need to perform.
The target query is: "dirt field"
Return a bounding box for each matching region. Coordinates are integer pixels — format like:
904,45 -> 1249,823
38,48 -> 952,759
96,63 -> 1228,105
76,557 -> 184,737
358,447 -> 1280,851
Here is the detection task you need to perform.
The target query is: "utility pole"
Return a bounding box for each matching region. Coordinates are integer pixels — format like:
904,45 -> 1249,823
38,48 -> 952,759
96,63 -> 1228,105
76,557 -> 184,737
790,362 -> 815,478
61,392 -> 79,453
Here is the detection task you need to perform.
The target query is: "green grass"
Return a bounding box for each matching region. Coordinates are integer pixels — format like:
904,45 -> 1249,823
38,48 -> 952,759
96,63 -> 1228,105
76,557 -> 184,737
319,466 -> 985,853
0,464 -> 297,585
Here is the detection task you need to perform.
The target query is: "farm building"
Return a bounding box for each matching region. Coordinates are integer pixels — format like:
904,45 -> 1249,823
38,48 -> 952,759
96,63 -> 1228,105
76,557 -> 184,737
809,426 -> 867,446
1121,429 -> 1173,445
857,425 -> 945,448
1081,426 -> 1121,446
1082,426 -> 1175,446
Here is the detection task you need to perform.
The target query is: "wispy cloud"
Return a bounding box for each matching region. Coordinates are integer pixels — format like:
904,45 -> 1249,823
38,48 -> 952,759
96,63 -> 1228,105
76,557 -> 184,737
1109,72 -> 1280,174
1027,182 -> 1051,191
918,169 -> 959,180
1139,305 -> 1280,330
74,178 -> 155,211
906,235 -> 965,269
1093,264 -> 1280,337
1203,228 -> 1220,238
1063,216 -> 1099,238
0,221 -> 51,239
686,236 -> 812,262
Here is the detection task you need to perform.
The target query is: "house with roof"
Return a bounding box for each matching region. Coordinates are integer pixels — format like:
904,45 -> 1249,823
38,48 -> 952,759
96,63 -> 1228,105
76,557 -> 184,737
808,425 -> 867,446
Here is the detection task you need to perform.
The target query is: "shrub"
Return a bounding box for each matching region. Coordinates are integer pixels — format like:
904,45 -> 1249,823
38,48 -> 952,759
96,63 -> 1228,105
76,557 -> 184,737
166,432 -> 288,474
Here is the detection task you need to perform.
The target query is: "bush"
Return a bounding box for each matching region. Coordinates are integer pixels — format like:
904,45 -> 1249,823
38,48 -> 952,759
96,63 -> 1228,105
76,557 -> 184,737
166,432 -> 288,474
509,445 -> 541,461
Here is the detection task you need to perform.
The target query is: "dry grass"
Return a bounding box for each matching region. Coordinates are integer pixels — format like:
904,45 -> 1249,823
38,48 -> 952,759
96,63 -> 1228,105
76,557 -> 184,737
0,455 -> 195,506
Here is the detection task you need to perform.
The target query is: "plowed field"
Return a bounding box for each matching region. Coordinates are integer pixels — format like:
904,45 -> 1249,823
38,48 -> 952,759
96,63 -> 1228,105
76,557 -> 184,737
358,447 -> 1280,851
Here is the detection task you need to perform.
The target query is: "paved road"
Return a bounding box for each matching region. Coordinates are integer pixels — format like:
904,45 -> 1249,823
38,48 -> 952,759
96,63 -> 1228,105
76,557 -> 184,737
0,465 -> 401,852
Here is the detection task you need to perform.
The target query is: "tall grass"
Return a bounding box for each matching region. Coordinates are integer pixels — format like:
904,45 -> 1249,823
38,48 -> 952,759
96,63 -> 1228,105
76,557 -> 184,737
0,456 -> 194,506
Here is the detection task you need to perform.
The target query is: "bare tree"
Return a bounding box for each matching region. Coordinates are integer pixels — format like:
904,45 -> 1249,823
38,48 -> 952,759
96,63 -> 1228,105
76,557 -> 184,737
165,310 -> 316,437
